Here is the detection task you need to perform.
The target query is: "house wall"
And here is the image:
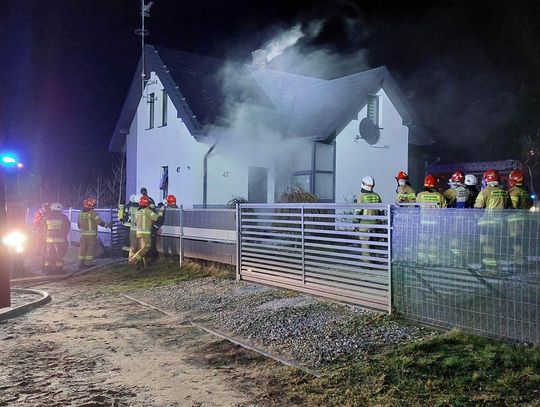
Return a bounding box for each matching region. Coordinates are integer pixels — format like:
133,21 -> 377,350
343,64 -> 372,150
127,72 -> 208,208
335,88 -> 409,203
206,145 -> 277,205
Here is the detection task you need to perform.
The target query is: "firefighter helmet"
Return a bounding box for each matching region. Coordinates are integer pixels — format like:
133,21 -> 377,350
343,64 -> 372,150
508,170 -> 524,187
361,176 -> 375,192
395,171 -> 409,181
83,197 -> 97,209
424,174 -> 437,188
483,169 -> 500,184
50,202 -> 63,211
129,194 -> 137,203
166,194 -> 177,205
139,196 -> 151,208
451,170 -> 465,183
464,174 -> 478,186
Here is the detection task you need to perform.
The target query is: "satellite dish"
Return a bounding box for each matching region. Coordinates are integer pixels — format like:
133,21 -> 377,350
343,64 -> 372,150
358,118 -> 380,145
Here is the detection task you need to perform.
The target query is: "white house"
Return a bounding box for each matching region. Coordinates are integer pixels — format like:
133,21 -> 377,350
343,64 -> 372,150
110,45 -> 428,207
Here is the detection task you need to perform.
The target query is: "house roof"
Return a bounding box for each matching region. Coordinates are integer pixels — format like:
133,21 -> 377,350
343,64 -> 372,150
109,45 -> 428,152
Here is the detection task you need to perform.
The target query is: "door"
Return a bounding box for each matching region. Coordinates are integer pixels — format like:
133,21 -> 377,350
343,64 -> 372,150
248,167 -> 268,203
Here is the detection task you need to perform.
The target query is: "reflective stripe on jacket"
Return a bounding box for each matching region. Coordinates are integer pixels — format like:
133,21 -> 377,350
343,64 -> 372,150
474,186 -> 509,210
356,192 -> 382,224
77,209 -> 105,236
45,210 -> 70,243
396,185 -> 416,204
444,186 -> 471,208
136,207 -> 162,237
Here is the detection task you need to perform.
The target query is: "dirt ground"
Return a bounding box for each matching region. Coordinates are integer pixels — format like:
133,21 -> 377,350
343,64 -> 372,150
0,279 -> 292,407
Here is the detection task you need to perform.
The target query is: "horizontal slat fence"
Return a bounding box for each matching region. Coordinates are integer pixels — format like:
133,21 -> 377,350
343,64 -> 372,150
237,203 -> 392,312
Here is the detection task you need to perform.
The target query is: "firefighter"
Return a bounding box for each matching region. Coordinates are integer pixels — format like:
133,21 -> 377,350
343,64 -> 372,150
43,202 -> 70,274
464,174 -> 479,208
356,176 -> 381,262
507,170 -> 533,267
33,203 -> 50,258
129,195 -> 163,268
442,171 -> 473,266
162,195 -> 179,258
444,170 -> 473,208
416,175 -> 446,264
395,171 -> 416,204
77,198 -> 110,270
140,187 -> 156,208
127,194 -> 141,262
474,169 -> 509,274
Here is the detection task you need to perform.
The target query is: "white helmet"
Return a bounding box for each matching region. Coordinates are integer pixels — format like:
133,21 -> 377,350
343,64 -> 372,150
129,194 -> 137,203
133,193 -> 142,203
362,176 -> 375,191
50,202 -> 63,211
464,174 -> 478,186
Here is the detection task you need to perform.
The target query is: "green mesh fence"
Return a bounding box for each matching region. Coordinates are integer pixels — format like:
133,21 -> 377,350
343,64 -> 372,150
391,207 -> 540,343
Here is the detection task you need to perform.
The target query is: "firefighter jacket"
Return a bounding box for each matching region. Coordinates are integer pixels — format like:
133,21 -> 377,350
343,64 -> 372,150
444,185 -> 472,208
356,191 -> 382,225
77,209 -> 106,236
33,210 -> 46,233
509,185 -> 532,210
474,186 -> 509,209
44,210 -> 70,243
135,207 -> 163,238
417,191 -> 447,208
396,184 -> 416,204
125,204 -> 139,230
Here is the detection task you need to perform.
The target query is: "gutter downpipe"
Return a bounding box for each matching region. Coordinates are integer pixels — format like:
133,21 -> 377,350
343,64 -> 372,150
203,142 -> 218,209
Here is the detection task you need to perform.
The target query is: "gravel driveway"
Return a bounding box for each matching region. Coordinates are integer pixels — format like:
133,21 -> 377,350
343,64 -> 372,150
133,278 -> 432,367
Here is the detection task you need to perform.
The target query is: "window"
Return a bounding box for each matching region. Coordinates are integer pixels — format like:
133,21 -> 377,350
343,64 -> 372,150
291,174 -> 311,192
287,142 -> 335,202
367,95 -> 379,126
160,166 -> 168,199
314,173 -> 333,200
148,92 -> 155,129
161,90 -> 167,126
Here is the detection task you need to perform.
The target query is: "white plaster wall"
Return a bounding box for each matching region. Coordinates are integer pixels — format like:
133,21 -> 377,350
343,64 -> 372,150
207,147 -> 276,205
335,88 -> 409,203
130,72 -> 208,208
125,111 -> 138,202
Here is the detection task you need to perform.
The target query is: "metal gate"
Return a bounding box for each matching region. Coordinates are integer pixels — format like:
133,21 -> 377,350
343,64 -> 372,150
237,203 -> 392,312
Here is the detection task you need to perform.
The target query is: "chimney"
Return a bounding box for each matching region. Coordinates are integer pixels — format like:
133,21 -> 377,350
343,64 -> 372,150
251,49 -> 268,72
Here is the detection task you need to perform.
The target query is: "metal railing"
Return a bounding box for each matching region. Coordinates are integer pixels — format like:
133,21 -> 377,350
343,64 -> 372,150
237,203 -> 392,312
391,207 -> 540,343
156,207 -> 237,265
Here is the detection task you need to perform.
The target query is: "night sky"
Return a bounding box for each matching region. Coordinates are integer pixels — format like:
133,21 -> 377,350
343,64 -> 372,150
1,0 -> 539,199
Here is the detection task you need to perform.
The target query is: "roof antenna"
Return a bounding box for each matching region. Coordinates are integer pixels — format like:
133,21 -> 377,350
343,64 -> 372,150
135,1 -> 157,101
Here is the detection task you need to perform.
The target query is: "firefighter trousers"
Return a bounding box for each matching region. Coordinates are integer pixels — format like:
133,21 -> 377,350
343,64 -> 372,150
128,229 -> 138,261
78,234 -> 97,266
479,221 -> 502,274
44,241 -> 68,273
508,218 -> 526,266
129,236 -> 151,265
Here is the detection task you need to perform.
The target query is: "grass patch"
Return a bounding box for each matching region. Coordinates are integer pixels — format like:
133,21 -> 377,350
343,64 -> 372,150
277,330 -> 540,406
73,259 -> 234,293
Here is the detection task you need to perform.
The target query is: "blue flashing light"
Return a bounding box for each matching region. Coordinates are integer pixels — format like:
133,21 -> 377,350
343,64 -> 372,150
0,153 -> 18,168
532,194 -> 537,200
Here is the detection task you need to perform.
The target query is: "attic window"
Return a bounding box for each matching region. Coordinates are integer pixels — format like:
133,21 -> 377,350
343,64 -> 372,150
367,95 -> 379,126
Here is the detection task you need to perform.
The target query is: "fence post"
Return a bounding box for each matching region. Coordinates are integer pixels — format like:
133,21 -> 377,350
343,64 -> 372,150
236,203 -> 241,281
301,204 -> 305,285
68,207 -> 73,249
179,205 -> 184,267
109,208 -> 113,258
387,204 -> 393,315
